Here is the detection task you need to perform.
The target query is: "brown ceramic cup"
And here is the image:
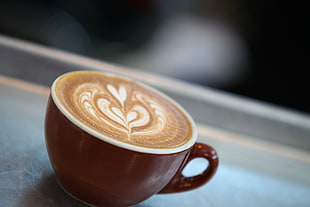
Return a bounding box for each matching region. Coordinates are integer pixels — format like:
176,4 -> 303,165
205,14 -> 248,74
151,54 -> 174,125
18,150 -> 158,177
45,71 -> 218,206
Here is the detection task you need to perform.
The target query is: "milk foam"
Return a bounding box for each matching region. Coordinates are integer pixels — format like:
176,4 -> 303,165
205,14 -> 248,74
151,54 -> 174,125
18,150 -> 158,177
74,83 -> 165,139
52,71 -> 196,153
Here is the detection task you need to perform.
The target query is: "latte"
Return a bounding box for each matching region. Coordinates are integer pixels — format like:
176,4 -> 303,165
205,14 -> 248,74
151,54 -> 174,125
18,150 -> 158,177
52,71 -> 194,149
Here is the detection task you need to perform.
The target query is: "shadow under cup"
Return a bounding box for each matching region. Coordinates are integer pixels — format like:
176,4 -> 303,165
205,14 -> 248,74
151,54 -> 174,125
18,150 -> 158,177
44,76 -> 218,206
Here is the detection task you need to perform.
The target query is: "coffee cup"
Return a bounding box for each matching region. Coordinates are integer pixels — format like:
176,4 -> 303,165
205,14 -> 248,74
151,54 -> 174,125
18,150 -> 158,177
45,71 -> 218,206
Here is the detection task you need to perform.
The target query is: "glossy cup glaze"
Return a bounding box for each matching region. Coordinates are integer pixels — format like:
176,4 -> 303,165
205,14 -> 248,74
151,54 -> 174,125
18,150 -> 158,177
45,71 -> 219,206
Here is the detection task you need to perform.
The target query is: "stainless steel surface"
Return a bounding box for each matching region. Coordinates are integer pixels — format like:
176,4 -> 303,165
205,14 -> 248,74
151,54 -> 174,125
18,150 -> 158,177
1,35 -> 310,206
1,76 -> 310,207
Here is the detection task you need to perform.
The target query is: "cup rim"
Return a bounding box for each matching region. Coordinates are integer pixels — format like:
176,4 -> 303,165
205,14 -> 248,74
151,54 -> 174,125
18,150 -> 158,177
50,70 -> 197,154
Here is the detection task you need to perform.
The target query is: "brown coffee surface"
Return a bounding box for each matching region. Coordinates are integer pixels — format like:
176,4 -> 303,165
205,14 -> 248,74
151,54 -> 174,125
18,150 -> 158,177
54,71 -> 193,149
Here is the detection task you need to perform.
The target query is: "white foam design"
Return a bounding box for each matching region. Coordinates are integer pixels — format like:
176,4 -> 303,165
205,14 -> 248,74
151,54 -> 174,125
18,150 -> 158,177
74,83 -> 166,139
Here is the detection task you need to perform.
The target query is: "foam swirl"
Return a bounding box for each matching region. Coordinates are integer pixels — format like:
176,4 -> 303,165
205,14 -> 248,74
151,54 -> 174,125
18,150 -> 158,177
74,83 -> 166,139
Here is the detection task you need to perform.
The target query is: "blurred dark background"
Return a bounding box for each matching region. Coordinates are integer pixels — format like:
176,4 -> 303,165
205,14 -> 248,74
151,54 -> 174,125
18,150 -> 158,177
0,0 -> 309,114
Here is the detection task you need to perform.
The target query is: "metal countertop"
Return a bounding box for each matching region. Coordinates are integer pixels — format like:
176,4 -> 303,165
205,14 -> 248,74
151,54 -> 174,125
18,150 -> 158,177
1,35 -> 310,206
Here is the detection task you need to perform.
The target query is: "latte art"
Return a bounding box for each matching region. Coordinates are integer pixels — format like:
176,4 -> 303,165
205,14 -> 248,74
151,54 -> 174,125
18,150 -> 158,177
53,71 -> 193,149
75,83 -> 165,139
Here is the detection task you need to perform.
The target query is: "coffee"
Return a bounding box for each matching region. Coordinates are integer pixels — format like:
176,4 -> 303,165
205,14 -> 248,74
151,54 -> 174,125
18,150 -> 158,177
52,71 -> 193,149
46,71 -> 218,206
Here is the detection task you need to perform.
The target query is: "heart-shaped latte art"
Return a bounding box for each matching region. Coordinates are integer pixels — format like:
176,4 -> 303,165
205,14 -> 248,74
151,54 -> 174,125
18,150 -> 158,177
73,83 -> 165,139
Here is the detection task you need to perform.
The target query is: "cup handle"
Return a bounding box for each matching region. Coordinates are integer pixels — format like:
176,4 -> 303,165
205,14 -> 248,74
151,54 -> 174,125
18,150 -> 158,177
159,143 -> 219,193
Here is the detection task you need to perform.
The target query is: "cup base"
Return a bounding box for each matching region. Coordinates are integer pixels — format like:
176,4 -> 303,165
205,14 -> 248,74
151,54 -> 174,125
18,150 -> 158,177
57,179 -> 97,207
